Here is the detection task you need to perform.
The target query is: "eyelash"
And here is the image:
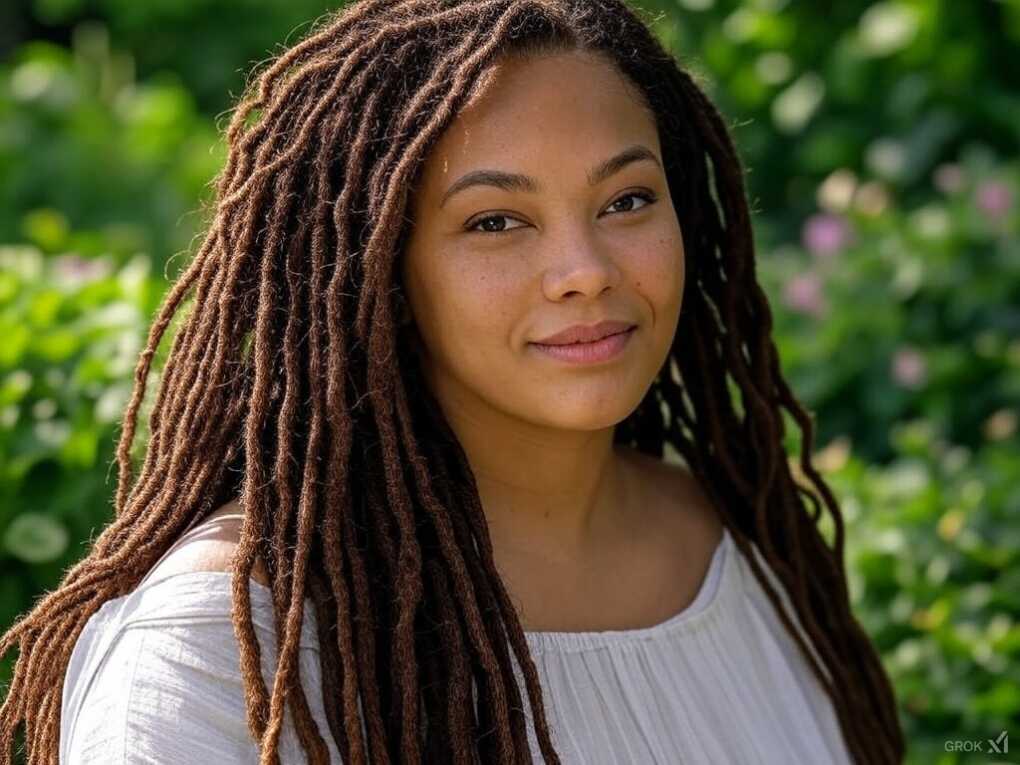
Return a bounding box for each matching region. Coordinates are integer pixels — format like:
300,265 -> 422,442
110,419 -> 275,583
464,190 -> 659,236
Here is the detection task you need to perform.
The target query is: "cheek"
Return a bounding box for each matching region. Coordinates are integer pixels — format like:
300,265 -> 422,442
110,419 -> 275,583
628,229 -> 685,315
429,259 -> 522,351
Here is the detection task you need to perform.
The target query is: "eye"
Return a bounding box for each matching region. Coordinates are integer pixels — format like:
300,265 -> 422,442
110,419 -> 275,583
604,190 -> 658,215
464,212 -> 529,236
463,190 -> 659,237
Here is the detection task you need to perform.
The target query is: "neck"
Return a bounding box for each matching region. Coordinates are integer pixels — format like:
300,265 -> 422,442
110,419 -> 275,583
447,413 -> 634,565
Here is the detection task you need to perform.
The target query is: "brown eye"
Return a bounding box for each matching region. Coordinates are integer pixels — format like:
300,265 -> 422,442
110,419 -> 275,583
464,213 -> 528,235
604,191 -> 658,215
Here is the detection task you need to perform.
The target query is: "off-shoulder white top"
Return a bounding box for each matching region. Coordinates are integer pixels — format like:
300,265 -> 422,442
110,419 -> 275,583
59,526 -> 854,763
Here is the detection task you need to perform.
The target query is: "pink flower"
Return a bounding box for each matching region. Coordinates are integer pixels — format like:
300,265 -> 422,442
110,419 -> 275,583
974,180 -> 1012,221
52,254 -> 112,285
933,163 -> 964,194
782,273 -> 828,318
891,347 -> 927,389
801,213 -> 853,259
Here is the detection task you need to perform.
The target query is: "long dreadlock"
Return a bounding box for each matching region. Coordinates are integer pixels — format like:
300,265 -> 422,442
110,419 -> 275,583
0,0 -> 905,762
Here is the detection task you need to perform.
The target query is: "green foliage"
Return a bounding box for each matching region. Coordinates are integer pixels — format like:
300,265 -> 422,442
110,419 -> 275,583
766,144 -> 1020,462
0,243 -> 168,678
766,143 -> 1019,762
0,26 -> 225,272
838,431 -> 1020,763
1,1 -> 1017,762
640,0 -> 1020,245
29,0 -> 339,112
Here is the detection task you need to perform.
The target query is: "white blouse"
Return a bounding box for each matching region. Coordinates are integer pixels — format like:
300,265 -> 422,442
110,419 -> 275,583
59,526 -> 854,763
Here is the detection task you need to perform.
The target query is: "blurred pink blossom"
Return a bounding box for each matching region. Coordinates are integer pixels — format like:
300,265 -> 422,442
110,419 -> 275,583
891,346 -> 927,389
782,272 -> 828,318
933,163 -> 964,194
974,180 -> 1012,221
801,213 -> 854,259
52,254 -> 112,285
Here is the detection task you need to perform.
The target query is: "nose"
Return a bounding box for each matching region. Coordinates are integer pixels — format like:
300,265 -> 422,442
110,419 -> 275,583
540,234 -> 623,301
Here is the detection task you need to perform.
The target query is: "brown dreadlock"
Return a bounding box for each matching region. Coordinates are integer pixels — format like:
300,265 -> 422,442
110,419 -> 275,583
0,0 -> 905,762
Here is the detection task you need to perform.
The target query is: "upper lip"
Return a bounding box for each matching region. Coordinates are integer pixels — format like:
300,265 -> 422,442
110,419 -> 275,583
532,320 -> 637,346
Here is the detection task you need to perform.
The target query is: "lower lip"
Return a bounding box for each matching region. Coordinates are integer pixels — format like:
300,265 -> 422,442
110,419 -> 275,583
529,327 -> 637,364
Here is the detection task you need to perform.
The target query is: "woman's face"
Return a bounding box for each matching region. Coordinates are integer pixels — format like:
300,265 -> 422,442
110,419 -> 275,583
401,50 -> 684,434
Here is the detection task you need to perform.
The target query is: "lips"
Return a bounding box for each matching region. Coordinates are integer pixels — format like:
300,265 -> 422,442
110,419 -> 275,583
532,319 -> 637,346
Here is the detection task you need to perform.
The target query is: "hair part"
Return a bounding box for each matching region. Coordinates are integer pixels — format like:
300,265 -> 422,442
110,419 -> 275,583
0,0 -> 904,762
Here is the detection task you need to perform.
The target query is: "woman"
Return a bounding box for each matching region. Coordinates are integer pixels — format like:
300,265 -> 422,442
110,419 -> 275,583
0,0 -> 905,762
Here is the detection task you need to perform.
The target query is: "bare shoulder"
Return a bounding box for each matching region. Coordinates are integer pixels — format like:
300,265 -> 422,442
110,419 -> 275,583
141,498 -> 271,588
618,446 -> 724,551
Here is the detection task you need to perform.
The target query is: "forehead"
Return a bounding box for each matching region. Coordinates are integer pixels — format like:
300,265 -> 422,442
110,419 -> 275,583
414,50 -> 660,198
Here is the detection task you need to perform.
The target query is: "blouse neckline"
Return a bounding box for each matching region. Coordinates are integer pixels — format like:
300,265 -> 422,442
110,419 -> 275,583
521,526 -> 735,652
122,526 -> 736,654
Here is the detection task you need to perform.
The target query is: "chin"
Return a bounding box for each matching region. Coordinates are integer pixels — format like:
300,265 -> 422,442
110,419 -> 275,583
527,393 -> 643,432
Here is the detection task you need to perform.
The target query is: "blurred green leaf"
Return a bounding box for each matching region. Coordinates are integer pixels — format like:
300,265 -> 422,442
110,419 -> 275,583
3,512 -> 69,563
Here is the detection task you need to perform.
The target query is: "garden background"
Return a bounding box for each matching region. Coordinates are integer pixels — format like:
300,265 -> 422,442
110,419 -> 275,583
1,0 -> 1018,762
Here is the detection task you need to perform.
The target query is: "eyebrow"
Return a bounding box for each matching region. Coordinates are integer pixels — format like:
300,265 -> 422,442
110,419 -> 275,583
438,144 -> 662,209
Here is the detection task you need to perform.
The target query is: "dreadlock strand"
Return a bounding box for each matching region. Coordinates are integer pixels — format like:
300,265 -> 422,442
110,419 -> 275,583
363,360 -> 425,758
229,172 -> 299,758
319,86 -> 381,765
774,365 -> 905,755
219,0 -> 406,190
687,291 -> 758,501
100,221 -> 237,561
682,77 -> 877,743
3,398 -> 243,646
30,593 -> 105,758
259,120 -> 343,763
110,236 -> 217,514
415,442 -> 492,762
107,231 -> 237,533
422,557 -> 473,763
686,281 -> 858,742
390,382 -> 526,761
156,93 -> 315,481
426,414 -> 562,764
255,216 -> 325,765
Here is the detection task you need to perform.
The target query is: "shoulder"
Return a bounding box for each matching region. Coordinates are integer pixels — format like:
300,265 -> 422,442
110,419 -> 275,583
618,445 -> 724,553
63,616 -> 329,762
62,599 -> 262,762
143,498 -> 272,588
63,557 -> 331,762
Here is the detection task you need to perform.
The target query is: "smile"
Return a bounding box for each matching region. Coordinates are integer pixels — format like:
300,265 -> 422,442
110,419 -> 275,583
528,326 -> 637,365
